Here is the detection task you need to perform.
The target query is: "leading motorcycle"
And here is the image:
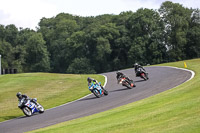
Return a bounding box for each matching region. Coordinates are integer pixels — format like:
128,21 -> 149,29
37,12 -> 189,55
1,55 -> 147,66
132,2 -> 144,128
18,98 -> 44,117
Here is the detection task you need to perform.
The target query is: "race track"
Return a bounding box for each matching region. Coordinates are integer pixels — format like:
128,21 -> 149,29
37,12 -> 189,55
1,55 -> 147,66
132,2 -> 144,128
0,66 -> 193,133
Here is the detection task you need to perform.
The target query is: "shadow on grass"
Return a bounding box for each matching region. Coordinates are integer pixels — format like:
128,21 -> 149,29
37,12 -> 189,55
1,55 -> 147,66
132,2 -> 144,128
0,116 -> 19,120
0,113 -> 42,122
0,115 -> 19,121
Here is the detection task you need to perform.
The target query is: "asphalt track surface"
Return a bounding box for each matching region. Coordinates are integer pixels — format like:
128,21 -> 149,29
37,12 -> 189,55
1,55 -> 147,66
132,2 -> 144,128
0,66 -> 193,133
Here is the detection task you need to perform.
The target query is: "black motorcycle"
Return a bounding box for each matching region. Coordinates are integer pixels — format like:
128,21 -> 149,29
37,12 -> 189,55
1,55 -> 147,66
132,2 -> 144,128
136,68 -> 149,80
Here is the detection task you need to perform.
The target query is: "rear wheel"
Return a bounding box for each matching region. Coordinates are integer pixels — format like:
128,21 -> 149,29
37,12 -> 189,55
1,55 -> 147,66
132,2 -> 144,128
22,107 -> 32,117
102,88 -> 108,95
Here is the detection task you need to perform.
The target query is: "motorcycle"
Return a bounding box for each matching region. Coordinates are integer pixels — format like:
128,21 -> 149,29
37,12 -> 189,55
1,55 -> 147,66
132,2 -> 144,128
18,98 -> 44,117
137,68 -> 149,80
118,77 -> 136,89
89,82 -> 108,98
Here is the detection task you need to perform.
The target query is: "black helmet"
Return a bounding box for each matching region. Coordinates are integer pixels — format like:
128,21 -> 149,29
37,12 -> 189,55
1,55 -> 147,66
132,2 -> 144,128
116,71 -> 121,75
16,92 -> 22,99
87,77 -> 92,83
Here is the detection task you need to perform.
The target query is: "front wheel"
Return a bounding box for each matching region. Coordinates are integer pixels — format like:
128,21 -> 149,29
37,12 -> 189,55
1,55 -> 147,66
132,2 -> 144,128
145,73 -> 149,80
92,89 -> 101,98
141,73 -> 147,80
22,107 -> 32,117
123,82 -> 132,89
37,104 -> 44,113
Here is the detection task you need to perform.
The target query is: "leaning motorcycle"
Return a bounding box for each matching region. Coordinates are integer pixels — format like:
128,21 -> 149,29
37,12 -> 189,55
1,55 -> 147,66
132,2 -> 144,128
118,77 -> 136,89
89,82 -> 108,98
137,68 -> 149,80
18,98 -> 44,117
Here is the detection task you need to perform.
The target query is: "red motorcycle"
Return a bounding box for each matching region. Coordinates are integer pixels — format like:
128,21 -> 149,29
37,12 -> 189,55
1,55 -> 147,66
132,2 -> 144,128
118,77 -> 136,89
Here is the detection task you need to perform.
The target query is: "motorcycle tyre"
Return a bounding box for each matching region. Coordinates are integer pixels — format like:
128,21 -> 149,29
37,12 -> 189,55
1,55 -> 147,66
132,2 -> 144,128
37,104 -> 44,113
141,74 -> 147,81
146,73 -> 149,80
22,107 -> 32,117
92,89 -> 101,98
130,80 -> 136,87
123,82 -> 132,89
102,88 -> 108,95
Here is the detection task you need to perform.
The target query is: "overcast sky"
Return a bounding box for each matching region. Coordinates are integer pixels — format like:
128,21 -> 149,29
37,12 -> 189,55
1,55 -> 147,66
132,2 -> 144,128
0,0 -> 199,30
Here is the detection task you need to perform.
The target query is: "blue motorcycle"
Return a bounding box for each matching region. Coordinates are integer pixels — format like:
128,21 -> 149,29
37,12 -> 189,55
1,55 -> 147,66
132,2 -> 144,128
89,82 -> 108,98
18,98 -> 44,117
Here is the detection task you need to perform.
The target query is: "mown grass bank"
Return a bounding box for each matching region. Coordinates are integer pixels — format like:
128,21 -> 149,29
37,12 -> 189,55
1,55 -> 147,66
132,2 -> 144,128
0,73 -> 104,122
28,58 -> 200,133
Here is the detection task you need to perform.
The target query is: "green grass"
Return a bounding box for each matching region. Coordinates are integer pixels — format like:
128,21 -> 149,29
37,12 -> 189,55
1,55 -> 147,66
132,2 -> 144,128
0,73 -> 105,122
28,58 -> 200,133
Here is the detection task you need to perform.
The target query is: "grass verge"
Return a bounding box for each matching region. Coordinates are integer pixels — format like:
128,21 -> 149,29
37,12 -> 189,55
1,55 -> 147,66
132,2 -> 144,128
0,73 -> 105,122
28,58 -> 200,133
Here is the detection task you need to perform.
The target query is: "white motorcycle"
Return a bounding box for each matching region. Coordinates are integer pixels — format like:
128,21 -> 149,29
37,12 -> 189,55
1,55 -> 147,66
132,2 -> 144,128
18,98 -> 44,117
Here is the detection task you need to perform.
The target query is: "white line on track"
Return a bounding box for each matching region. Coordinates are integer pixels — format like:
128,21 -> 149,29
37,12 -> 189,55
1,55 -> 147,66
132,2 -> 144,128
46,74 -> 108,110
153,66 -> 195,82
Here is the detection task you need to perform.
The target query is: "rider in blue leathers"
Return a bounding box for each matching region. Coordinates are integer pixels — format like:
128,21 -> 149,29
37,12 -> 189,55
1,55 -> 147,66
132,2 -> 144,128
87,77 -> 99,91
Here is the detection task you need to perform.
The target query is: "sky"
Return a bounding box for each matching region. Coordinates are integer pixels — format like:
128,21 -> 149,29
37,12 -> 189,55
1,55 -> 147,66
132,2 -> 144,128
0,0 -> 199,30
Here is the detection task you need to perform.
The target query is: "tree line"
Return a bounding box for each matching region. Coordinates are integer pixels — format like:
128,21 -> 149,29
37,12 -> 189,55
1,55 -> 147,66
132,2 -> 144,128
0,1 -> 199,74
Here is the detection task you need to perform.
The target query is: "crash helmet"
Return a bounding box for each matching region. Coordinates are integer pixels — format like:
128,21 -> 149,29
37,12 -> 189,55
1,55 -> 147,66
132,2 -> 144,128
16,92 -> 22,99
87,77 -> 92,83
116,71 -> 122,75
134,63 -> 138,68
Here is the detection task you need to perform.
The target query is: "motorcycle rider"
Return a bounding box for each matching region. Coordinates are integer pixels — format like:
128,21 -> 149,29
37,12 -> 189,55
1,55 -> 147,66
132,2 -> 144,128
133,63 -> 148,79
116,71 -> 133,84
16,92 -> 38,106
87,77 -> 101,91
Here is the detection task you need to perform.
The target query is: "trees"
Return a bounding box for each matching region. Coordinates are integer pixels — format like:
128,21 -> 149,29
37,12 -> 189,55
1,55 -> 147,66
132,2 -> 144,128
0,40 -> 13,68
185,9 -> 200,58
66,58 -> 96,74
159,1 -> 192,61
127,8 -> 166,65
0,25 -> 26,72
0,1 -> 199,74
111,12 -> 133,69
90,23 -> 119,72
38,13 -> 79,73
4,24 -> 18,47
25,32 -> 50,72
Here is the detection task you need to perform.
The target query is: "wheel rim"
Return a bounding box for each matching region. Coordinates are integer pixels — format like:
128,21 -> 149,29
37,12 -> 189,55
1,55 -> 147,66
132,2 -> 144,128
23,107 -> 31,116
39,106 -> 44,111
93,89 -> 101,97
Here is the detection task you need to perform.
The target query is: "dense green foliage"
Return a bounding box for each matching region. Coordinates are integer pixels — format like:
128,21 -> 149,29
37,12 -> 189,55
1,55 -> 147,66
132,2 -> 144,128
0,1 -> 199,73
